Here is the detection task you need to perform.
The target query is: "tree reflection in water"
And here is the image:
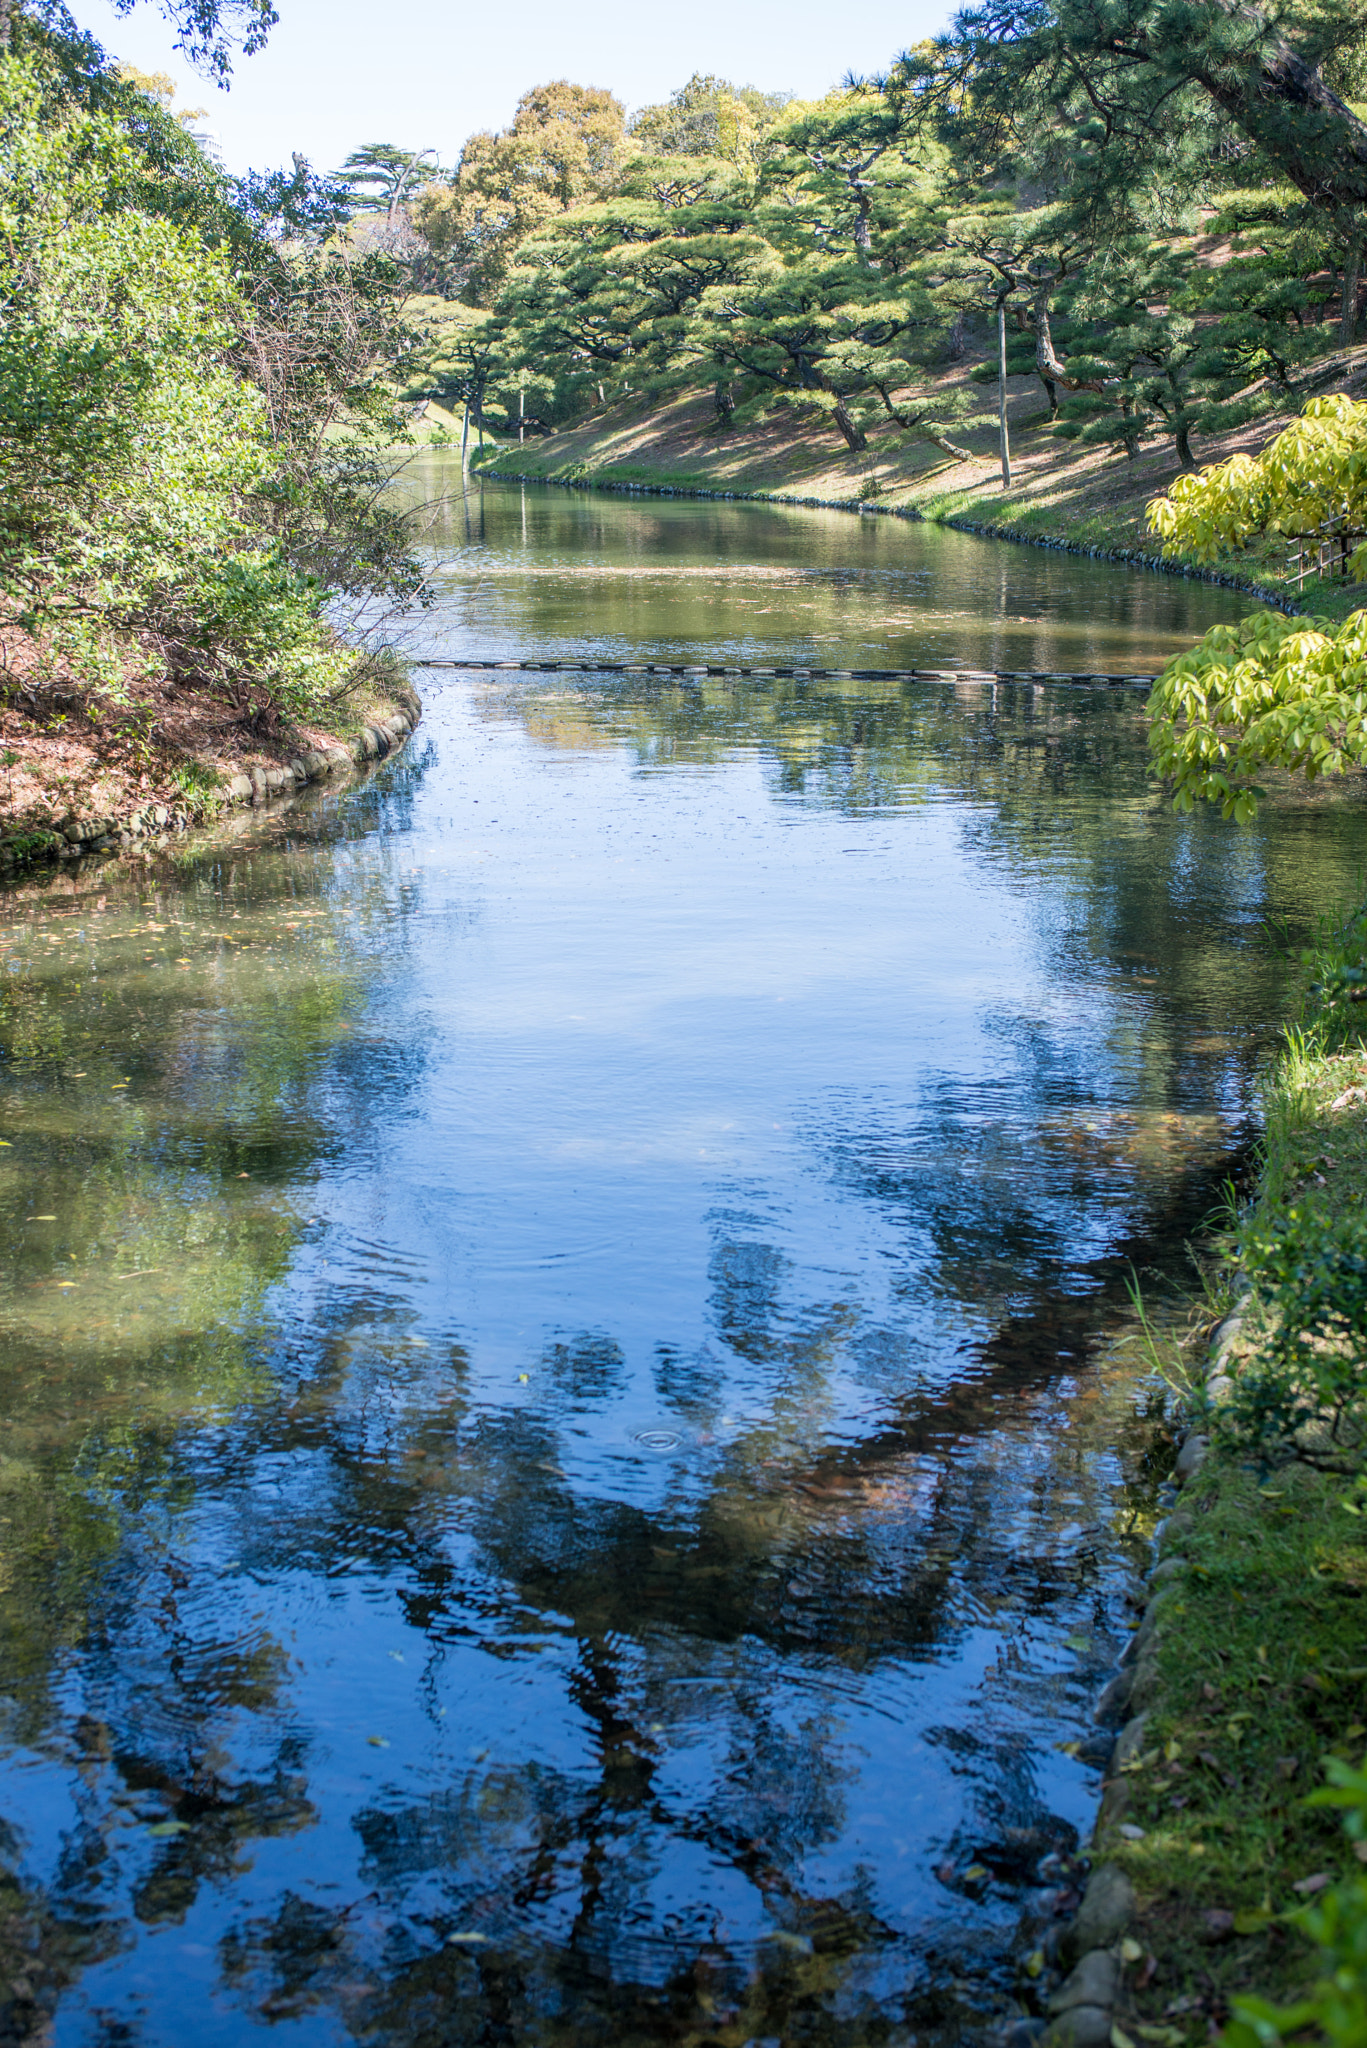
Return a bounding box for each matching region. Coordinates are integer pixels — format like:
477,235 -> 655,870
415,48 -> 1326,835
0,534 -> 1363,2045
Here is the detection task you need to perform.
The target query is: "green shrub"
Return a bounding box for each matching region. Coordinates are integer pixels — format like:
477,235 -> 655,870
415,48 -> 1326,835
167,760 -> 224,807
1224,1763 -> 1367,2047
1220,1201 -> 1367,1469
0,40 -> 422,735
1146,399 -> 1367,821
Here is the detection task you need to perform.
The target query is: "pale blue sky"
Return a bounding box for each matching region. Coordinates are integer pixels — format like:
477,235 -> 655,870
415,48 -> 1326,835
72,0 -> 954,175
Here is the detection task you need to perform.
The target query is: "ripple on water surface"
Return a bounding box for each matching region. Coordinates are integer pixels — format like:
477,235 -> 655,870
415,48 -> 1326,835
0,490 -> 1358,2045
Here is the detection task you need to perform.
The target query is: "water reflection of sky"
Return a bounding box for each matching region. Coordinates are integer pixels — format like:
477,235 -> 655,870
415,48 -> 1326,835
1,499 -> 1364,2046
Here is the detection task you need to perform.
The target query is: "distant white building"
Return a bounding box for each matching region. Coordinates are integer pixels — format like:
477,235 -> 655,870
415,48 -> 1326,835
184,124 -> 225,165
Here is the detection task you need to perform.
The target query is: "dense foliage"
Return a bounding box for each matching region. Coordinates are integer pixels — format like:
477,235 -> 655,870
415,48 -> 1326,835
1146,397 -> 1367,816
0,10 -> 424,736
1224,1761 -> 1367,2048
335,0 -> 1367,479
1221,1194 -> 1367,1464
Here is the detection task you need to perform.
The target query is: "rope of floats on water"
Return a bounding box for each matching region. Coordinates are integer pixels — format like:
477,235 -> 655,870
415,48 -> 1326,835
411,658 -> 1159,685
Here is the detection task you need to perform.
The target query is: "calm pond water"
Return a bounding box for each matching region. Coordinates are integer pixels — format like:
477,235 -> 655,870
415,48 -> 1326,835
2,478 -> 1365,2046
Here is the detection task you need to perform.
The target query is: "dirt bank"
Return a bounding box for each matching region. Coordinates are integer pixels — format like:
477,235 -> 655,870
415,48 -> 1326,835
0,621 -> 421,875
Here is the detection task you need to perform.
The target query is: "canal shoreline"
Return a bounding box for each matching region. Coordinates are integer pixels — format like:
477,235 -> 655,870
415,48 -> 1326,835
1025,1018 -> 1367,2043
0,691 -> 423,882
473,466 -> 1302,615
1016,1340 -> 1224,2048
0,466 -> 1302,881
5,488 -> 1358,2038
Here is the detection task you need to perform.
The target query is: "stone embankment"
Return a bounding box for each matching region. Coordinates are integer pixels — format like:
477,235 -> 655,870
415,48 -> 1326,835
1010,1295 -> 1248,2048
0,694 -> 422,880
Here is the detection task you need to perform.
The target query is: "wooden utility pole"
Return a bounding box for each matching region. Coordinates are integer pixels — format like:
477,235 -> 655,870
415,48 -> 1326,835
998,298 -> 1012,490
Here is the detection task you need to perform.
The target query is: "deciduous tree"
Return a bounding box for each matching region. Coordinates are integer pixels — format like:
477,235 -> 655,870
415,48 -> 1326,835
1146,395 -> 1367,816
415,82 -> 628,304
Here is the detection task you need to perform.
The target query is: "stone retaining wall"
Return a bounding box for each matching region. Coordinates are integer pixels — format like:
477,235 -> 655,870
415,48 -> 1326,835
1004,1299 -> 1246,2048
0,692 -> 422,880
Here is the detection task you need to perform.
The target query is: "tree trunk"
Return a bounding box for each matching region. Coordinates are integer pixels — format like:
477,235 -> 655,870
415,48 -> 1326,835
1175,418 -> 1196,471
1182,10 -> 1367,213
998,300 -> 1012,489
715,380 -> 735,427
947,309 -> 967,361
873,387 -> 971,459
460,400 -> 470,475
1032,286 -> 1107,393
832,397 -> 867,452
1121,397 -> 1141,460
1060,0 -> 1367,213
1040,373 -> 1059,421
1342,236 -> 1362,346
854,200 -> 874,270
923,429 -> 973,461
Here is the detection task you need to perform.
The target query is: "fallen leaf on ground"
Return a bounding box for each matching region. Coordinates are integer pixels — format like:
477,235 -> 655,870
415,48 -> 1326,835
1292,1873 -> 1331,1894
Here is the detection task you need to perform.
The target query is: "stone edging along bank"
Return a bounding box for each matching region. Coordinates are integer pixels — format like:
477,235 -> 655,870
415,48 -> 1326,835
1006,1299 -> 1244,2048
0,693 -> 423,880
478,467 -> 1298,613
